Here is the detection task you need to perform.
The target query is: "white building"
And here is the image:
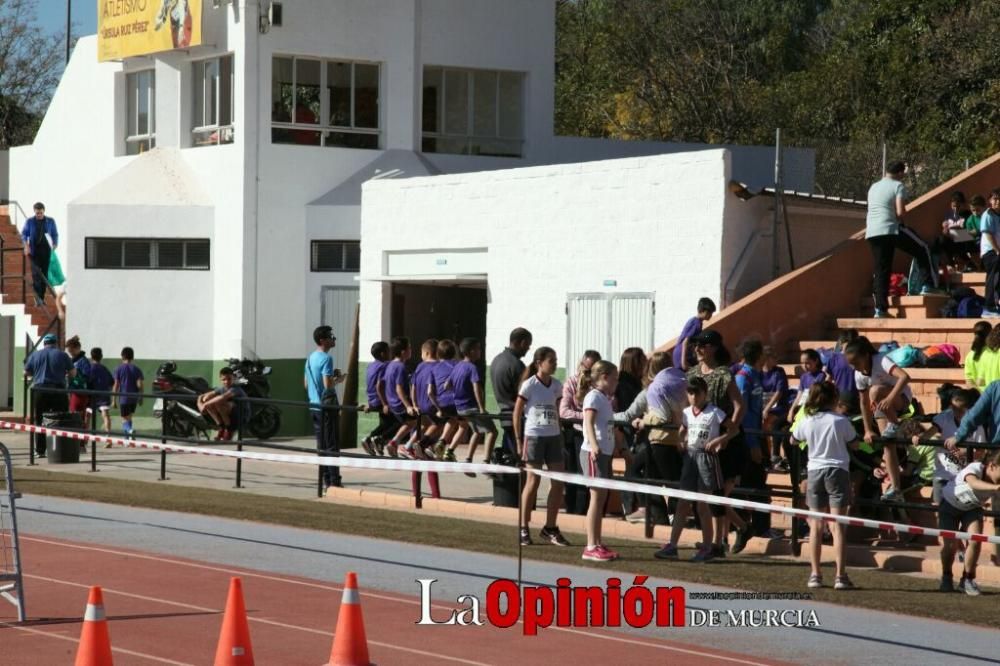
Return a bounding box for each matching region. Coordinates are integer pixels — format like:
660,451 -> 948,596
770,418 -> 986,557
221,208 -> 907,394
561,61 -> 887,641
7,1 -> 817,429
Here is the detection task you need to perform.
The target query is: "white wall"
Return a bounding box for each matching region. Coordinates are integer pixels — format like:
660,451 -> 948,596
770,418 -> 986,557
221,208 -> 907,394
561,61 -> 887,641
359,150 -> 747,364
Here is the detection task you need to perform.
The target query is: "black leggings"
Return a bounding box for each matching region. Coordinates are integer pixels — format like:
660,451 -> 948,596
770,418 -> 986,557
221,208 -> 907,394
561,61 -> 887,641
646,443 -> 684,524
868,227 -> 938,311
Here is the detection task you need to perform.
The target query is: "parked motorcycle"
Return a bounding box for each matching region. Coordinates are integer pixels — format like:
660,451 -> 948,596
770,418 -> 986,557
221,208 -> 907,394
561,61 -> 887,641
225,358 -> 282,439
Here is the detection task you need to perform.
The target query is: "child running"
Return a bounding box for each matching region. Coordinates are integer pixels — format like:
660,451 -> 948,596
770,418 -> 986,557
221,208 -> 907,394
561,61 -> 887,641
432,339 -> 463,461
447,338 -> 497,468
360,341 -> 391,456
655,376 -> 735,562
514,346 -> 570,547
88,347 -> 114,438
407,339 -> 441,500
579,360 -> 621,561
112,347 -> 144,437
383,337 -> 417,458
845,336 -> 912,502
791,382 -> 859,590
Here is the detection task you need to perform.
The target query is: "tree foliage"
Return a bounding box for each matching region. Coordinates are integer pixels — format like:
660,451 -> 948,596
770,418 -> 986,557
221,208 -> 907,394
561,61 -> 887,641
556,0 -> 1000,196
0,0 -> 64,147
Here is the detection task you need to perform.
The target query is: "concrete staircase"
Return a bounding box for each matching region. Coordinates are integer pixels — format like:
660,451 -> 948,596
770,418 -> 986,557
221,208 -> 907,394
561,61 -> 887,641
0,210 -> 61,338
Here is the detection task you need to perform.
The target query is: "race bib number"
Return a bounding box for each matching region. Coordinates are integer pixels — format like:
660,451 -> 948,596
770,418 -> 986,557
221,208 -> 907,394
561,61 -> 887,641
530,405 -> 557,428
953,482 -> 980,510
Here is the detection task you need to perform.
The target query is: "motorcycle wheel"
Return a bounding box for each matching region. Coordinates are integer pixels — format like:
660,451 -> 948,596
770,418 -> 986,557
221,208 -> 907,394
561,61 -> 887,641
163,409 -> 195,439
247,407 -> 281,440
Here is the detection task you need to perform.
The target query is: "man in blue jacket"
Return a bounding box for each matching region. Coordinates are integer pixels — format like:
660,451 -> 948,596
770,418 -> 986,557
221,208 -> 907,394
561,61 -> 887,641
20,202 -> 59,306
947,381 -> 1000,447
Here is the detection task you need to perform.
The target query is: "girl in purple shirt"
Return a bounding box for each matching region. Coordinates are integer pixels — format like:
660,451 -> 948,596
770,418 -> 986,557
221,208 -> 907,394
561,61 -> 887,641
789,349 -> 827,422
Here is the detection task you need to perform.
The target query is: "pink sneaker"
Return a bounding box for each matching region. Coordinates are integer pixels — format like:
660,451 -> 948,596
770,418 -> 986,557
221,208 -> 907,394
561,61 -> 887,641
595,544 -> 619,560
582,546 -> 615,562
398,446 -> 417,460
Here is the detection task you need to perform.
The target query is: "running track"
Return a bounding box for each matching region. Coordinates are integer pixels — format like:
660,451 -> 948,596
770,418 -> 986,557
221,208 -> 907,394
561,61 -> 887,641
1,536 -> 771,665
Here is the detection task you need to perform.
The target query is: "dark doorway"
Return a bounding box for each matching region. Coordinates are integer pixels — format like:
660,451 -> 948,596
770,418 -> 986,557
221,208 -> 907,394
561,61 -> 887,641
390,283 -> 487,347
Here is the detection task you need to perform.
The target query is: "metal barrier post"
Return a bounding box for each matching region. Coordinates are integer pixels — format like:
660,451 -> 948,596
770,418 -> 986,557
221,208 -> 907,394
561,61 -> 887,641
158,417 -> 168,481
317,407 -> 325,498
789,439 -> 801,557
89,402 -> 98,473
643,447 -> 654,540
0,442 -> 27,622
235,398 -> 243,489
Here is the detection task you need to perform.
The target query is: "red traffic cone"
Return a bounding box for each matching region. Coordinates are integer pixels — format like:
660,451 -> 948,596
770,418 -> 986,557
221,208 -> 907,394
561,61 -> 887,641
75,586 -> 113,666
324,572 -> 371,666
214,577 -> 255,665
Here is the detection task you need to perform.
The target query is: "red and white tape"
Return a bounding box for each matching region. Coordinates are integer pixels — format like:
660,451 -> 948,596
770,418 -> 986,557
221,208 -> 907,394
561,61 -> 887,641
3,419 -> 998,546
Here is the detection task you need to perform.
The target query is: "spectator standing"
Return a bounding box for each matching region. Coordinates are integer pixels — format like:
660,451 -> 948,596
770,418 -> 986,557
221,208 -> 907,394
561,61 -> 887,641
866,161 -> 940,318
732,339 -> 768,553
305,326 -> 343,489
761,346 -> 793,470
671,298 -> 717,371
579,360 -> 621,562
23,333 -> 74,457
560,350 -> 602,514
490,328 -> 533,454
980,190 -> 1000,317
65,336 -> 91,431
20,202 -> 59,306
112,347 -> 143,437
88,348 -> 114,436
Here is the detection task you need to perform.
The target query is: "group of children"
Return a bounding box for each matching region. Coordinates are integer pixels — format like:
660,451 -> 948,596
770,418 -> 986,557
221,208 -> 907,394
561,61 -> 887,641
938,188 -> 1000,315
64,336 -> 145,441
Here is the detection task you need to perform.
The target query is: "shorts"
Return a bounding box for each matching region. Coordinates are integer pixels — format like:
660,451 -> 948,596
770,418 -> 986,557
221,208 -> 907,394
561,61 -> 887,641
120,403 -> 137,418
579,450 -> 612,479
680,449 -> 723,494
427,405 -> 457,426
524,435 -> 564,467
458,408 -> 496,436
806,467 -> 851,510
391,411 -> 416,427
69,394 -> 89,413
718,433 -> 747,480
938,499 -> 983,532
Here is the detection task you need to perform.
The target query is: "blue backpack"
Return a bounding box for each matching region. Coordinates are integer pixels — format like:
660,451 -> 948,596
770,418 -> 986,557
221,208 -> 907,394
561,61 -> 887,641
957,295 -> 985,318
887,344 -> 925,368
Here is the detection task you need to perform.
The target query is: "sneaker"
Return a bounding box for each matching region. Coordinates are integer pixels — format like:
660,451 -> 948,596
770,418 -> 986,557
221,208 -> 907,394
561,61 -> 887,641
412,443 -> 429,460
386,442 -> 399,458
807,574 -> 823,589
361,438 -> 375,456
625,508 -> 647,524
463,458 -> 476,478
433,441 -> 446,461
772,458 -> 791,473
540,526 -> 570,547
373,437 -> 386,456
939,576 -> 955,593
654,543 -> 678,560
962,577 -> 982,597
834,575 -> 855,590
730,524 -> 754,555
595,544 -> 619,560
764,528 -> 785,540
873,309 -> 893,319
881,487 -> 903,503
984,309 -> 1000,319
582,546 -> 615,562
920,286 -> 946,296
398,446 -> 417,460
519,528 -> 532,546
444,449 -> 458,463
881,422 -> 899,439
691,547 -> 715,563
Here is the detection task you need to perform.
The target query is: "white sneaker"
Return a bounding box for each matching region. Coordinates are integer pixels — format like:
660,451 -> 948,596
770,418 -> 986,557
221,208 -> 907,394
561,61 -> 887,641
961,578 -> 982,597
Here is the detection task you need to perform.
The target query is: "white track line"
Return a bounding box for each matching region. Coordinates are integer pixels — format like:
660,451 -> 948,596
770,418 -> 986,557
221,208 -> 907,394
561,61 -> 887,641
22,536 -> 769,665
0,619 -> 194,665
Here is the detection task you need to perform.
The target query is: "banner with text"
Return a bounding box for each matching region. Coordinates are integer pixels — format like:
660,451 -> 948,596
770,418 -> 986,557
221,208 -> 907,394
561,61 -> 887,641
98,0 -> 203,62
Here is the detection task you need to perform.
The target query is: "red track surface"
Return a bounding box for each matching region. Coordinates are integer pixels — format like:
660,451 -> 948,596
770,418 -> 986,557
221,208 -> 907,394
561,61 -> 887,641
0,535 -> 782,665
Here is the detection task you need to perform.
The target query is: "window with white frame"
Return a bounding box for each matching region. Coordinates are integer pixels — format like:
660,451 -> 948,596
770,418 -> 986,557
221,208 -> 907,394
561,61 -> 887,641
311,241 -> 361,272
85,238 -> 211,270
271,56 -> 380,149
192,55 -> 235,146
422,66 -> 523,157
125,70 -> 156,155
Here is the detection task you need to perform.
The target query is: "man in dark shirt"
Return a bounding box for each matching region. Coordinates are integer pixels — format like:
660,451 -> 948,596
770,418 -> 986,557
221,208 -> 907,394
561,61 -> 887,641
24,333 -> 75,456
490,328 -> 532,455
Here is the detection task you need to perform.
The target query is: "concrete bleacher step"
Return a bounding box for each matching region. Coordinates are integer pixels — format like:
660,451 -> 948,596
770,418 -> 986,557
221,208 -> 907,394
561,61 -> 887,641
859,294 -> 948,319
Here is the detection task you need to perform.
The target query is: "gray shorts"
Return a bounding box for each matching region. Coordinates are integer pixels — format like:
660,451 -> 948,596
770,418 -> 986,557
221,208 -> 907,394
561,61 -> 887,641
524,435 -> 564,467
807,467 -> 851,510
458,408 -> 497,435
680,449 -> 723,494
579,450 -> 612,479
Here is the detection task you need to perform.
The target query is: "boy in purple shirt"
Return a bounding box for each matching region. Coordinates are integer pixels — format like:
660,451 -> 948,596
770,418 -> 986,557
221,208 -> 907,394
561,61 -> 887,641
446,337 -> 497,469
112,346 -> 144,437
407,339 -> 443,498
432,339 -> 463,461
823,330 -> 860,413
383,336 -> 416,458
673,297 -> 716,371
360,341 -> 391,456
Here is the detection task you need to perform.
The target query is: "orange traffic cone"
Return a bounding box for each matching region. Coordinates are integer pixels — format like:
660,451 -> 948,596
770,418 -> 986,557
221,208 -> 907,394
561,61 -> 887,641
75,586 -> 113,666
214,577 -> 255,666
324,572 -> 371,666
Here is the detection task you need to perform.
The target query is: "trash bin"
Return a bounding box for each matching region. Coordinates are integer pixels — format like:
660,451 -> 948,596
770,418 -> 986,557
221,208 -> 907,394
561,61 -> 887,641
44,412 -> 83,464
492,470 -> 523,508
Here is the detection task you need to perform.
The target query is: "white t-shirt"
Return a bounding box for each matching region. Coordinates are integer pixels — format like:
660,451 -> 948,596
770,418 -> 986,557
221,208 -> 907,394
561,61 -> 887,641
942,462 -> 995,511
791,411 -> 857,471
854,354 -> 913,401
582,388 -> 615,454
931,411 -> 984,481
518,375 -> 562,438
682,404 -> 726,452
